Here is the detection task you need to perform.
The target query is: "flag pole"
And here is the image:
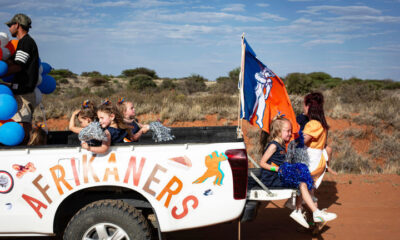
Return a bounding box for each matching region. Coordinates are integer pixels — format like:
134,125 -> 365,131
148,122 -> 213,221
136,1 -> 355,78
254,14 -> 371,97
237,33 -> 246,138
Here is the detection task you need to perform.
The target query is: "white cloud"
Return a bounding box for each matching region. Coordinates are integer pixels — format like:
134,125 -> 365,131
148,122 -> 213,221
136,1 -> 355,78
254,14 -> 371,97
260,12 -> 287,21
133,9 -> 261,23
369,44 -> 400,51
222,3 -> 245,12
326,15 -> 400,23
302,39 -> 344,47
299,5 -> 381,15
256,3 -> 270,8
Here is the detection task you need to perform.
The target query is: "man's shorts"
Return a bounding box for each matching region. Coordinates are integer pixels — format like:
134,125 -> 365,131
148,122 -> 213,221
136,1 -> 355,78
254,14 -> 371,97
11,92 -> 36,123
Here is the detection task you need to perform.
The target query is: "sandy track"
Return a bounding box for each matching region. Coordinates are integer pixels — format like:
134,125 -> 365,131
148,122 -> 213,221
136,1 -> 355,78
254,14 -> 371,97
166,174 -> 400,240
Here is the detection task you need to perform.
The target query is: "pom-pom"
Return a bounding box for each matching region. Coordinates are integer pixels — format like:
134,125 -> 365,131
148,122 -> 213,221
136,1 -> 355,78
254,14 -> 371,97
278,162 -> 314,190
78,121 -> 107,142
149,121 -> 175,142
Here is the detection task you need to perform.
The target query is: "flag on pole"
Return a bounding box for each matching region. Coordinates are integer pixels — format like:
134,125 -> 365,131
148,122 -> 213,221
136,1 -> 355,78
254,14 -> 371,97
239,37 -> 299,136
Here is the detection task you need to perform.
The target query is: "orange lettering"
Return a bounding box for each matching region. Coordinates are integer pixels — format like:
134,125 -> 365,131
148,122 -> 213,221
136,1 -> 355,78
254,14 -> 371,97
103,153 -> 120,182
156,176 -> 183,208
82,154 -> 100,183
50,165 -> 73,195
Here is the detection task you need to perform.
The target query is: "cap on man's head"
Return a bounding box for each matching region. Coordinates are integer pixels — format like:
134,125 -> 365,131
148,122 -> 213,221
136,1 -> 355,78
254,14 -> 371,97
5,13 -> 32,28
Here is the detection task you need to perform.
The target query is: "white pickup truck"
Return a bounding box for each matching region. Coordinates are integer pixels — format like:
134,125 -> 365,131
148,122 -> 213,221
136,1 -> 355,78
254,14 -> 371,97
0,126 -> 257,240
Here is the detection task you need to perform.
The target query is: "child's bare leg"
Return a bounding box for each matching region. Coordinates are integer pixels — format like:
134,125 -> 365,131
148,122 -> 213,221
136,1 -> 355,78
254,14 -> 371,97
299,183 -> 317,212
326,146 -> 338,175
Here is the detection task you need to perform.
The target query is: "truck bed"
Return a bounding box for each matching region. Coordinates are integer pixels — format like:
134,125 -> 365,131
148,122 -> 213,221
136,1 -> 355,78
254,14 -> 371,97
0,126 -> 243,149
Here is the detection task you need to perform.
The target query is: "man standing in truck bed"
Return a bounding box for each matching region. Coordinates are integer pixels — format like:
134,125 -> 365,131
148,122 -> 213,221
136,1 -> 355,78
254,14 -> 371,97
3,13 -> 39,144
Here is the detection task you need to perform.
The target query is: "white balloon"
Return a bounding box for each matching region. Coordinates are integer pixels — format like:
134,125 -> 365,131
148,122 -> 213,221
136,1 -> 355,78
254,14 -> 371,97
0,32 -> 9,47
34,87 -> 42,106
37,72 -> 42,86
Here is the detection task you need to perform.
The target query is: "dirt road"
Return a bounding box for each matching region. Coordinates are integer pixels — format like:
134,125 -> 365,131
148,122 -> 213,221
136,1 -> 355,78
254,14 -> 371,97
166,174 -> 400,240
4,174 -> 399,240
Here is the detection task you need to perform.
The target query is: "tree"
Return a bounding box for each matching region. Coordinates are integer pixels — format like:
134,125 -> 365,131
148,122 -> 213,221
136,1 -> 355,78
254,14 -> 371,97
129,74 -> 157,90
285,72 -> 313,94
122,67 -> 158,78
179,74 -> 207,94
228,67 -> 240,81
160,79 -> 176,90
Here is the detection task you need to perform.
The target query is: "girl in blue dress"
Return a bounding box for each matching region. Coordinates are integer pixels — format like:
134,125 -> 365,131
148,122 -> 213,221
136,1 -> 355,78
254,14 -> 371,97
81,100 -> 132,154
259,116 -> 337,228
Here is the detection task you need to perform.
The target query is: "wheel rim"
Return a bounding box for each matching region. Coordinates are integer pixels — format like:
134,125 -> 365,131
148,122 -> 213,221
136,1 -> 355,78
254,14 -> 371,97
83,222 -> 130,240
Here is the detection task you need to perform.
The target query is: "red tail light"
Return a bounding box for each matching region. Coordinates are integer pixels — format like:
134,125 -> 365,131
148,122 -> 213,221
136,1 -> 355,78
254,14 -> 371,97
225,149 -> 248,200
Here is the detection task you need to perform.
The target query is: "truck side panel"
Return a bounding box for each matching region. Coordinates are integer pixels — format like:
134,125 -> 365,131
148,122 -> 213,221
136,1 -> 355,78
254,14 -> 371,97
0,142 -> 246,234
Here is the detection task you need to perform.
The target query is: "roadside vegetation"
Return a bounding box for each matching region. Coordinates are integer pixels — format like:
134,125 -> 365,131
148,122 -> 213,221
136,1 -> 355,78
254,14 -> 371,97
39,67 -> 400,175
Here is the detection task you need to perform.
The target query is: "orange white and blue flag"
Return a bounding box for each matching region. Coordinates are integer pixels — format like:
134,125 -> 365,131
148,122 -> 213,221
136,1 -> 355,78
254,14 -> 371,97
239,37 -> 299,136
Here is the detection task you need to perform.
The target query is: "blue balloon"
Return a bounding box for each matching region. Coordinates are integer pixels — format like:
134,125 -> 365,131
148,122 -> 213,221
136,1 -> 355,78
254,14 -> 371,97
0,122 -> 25,146
0,85 -> 13,96
0,61 -> 8,76
1,74 -> 14,83
0,94 -> 18,120
41,62 -> 52,75
38,75 -> 56,94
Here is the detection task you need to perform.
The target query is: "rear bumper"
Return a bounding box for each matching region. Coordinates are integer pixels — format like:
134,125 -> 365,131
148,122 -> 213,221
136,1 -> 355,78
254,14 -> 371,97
240,200 -> 259,223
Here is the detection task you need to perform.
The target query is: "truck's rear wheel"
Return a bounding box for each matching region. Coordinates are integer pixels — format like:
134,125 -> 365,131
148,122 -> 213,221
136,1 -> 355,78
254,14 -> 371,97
63,199 -> 152,240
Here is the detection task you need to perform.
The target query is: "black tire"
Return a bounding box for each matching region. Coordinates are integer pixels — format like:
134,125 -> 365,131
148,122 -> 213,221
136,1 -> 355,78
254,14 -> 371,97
63,199 -> 152,240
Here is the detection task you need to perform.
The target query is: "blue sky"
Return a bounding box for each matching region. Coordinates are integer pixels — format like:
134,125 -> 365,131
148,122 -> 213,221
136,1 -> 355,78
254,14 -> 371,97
1,0 -> 400,81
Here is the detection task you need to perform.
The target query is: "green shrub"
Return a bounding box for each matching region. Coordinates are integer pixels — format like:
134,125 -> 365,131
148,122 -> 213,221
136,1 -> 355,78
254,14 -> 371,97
129,74 -> 157,90
81,71 -> 102,77
179,74 -> 207,94
333,81 -> 381,104
88,76 -> 109,86
213,76 -> 238,94
228,67 -> 240,81
50,69 -> 77,78
122,67 -> 158,78
59,78 -> 69,84
285,72 -> 313,94
160,79 -> 177,90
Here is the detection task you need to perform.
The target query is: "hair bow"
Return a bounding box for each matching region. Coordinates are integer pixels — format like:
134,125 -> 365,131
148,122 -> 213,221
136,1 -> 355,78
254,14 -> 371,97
276,111 -> 286,118
101,99 -> 111,106
117,97 -> 125,104
82,100 -> 91,109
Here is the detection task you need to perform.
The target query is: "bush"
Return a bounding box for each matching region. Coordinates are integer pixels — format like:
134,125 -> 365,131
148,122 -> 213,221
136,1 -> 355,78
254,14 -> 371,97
122,67 -> 158,78
179,74 -> 207,94
81,71 -> 102,77
213,76 -> 238,94
228,67 -> 240,81
50,69 -> 77,78
59,78 -> 69,84
308,72 -> 332,88
160,79 -> 177,90
285,72 -> 313,94
129,74 -> 157,90
333,82 -> 381,104
88,76 -> 109,87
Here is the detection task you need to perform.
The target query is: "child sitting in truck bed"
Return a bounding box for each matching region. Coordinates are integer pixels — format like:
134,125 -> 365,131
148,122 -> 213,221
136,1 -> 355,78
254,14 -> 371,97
82,100 -> 133,154
258,116 -> 337,228
115,97 -> 149,141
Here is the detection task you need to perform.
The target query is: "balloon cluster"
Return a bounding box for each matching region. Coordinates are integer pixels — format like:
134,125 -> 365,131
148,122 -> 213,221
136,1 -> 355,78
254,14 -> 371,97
0,32 -> 56,145
0,32 -> 17,76
0,86 -> 24,146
